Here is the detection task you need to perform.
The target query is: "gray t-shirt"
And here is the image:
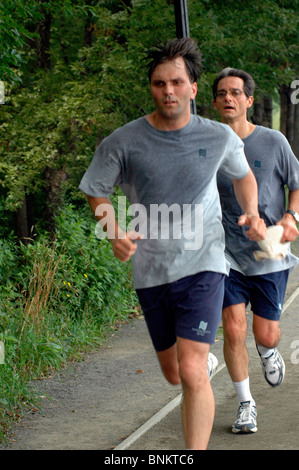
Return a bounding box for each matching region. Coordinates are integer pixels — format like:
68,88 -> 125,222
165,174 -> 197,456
217,125 -> 299,276
79,115 -> 249,289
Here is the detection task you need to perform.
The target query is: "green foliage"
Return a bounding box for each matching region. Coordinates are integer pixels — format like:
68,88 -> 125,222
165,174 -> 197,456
0,204 -> 137,441
1,0 -> 298,213
0,0 -> 175,213
188,0 -> 299,109
0,0 -> 41,83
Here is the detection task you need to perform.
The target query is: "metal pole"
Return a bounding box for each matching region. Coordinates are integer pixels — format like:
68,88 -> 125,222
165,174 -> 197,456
173,0 -> 197,114
174,0 -> 190,38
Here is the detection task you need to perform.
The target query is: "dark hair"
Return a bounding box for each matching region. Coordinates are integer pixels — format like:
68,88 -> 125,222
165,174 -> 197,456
146,37 -> 202,83
212,68 -> 255,99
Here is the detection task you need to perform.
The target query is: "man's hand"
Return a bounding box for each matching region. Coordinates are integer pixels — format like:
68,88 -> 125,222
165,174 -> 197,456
110,230 -> 143,262
238,214 -> 267,241
276,213 -> 299,243
86,196 -> 144,262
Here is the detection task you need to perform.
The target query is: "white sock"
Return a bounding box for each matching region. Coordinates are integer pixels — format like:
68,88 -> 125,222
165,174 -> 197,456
232,377 -> 254,404
257,344 -> 275,358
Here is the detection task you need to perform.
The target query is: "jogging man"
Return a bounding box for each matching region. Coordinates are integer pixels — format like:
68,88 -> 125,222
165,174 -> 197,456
79,40 -> 265,450
213,67 -> 299,434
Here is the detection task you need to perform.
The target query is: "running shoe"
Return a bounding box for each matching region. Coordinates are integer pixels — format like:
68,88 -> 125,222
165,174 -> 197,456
232,401 -> 257,434
258,348 -> 285,387
207,352 -> 218,380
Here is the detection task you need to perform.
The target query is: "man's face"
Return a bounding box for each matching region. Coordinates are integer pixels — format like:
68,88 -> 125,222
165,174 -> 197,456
213,76 -> 253,122
150,57 -> 197,123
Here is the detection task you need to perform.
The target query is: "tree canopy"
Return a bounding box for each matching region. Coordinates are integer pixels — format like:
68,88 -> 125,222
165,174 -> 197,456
0,0 -> 298,239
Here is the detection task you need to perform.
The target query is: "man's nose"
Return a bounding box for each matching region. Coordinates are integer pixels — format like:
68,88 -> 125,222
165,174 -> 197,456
164,82 -> 174,95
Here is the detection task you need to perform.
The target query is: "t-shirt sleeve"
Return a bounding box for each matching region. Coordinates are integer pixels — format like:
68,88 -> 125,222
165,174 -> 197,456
219,131 -> 249,180
278,132 -> 299,191
78,136 -> 123,198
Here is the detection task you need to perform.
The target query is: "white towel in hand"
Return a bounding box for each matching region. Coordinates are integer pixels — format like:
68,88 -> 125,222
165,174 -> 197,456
254,225 -> 288,261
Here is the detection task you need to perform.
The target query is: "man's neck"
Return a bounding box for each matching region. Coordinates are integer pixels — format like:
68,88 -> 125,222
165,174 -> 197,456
223,117 -> 256,140
146,111 -> 191,131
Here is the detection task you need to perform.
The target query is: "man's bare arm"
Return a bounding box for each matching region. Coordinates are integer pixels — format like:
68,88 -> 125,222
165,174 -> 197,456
87,195 -> 142,262
232,169 -> 266,241
277,188 -> 299,242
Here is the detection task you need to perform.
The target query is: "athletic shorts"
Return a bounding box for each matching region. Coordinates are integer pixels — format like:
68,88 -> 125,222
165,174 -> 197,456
223,269 -> 290,321
136,271 -> 225,352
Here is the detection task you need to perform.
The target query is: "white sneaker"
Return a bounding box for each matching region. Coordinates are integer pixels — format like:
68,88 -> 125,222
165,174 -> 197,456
207,352 -> 218,380
232,401 -> 258,434
258,348 -> 285,387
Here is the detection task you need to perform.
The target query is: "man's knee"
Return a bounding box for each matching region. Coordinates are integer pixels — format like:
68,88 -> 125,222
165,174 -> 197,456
177,339 -> 210,392
253,315 -> 281,348
162,364 -> 181,385
222,305 -> 247,347
179,358 -> 209,392
157,344 -> 181,385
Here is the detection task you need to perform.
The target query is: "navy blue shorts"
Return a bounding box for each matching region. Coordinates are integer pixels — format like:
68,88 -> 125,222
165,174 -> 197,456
136,271 -> 225,352
223,269 -> 289,321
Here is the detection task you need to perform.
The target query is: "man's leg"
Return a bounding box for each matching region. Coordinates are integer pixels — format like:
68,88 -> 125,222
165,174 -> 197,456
253,314 -> 285,387
139,271 -> 223,448
250,270 -> 288,386
156,340 -> 217,449
177,338 -> 213,450
222,303 -> 257,433
156,343 -> 181,385
156,340 -> 213,449
222,303 -> 249,382
253,314 -> 281,349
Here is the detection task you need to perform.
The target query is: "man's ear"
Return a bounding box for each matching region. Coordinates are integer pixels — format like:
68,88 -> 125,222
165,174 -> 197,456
246,96 -> 254,109
191,81 -> 197,100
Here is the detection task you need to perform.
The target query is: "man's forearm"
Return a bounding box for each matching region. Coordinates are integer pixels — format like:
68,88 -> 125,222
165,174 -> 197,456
86,195 -> 140,262
278,188 -> 299,242
87,195 -> 123,239
232,170 -> 266,241
287,188 -> 299,214
232,169 -> 259,216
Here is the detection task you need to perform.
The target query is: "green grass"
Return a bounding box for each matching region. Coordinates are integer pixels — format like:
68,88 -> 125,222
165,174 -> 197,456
0,204 -> 138,443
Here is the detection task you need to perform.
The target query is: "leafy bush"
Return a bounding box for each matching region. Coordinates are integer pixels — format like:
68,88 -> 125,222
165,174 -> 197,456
0,203 -> 137,442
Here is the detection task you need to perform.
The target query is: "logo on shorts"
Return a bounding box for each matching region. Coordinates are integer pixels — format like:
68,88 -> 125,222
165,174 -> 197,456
199,148 -> 207,157
192,321 -> 211,337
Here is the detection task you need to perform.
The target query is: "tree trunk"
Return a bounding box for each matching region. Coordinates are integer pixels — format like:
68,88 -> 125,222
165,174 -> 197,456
14,193 -> 35,244
293,103 -> 299,158
83,0 -> 95,47
251,95 -> 272,128
12,3 -> 52,242
36,2 -> 51,69
279,84 -> 299,158
36,4 -> 68,236
44,166 -> 68,236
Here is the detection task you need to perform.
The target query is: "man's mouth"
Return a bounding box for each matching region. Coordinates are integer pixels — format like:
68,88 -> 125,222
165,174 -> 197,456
224,105 -> 235,110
